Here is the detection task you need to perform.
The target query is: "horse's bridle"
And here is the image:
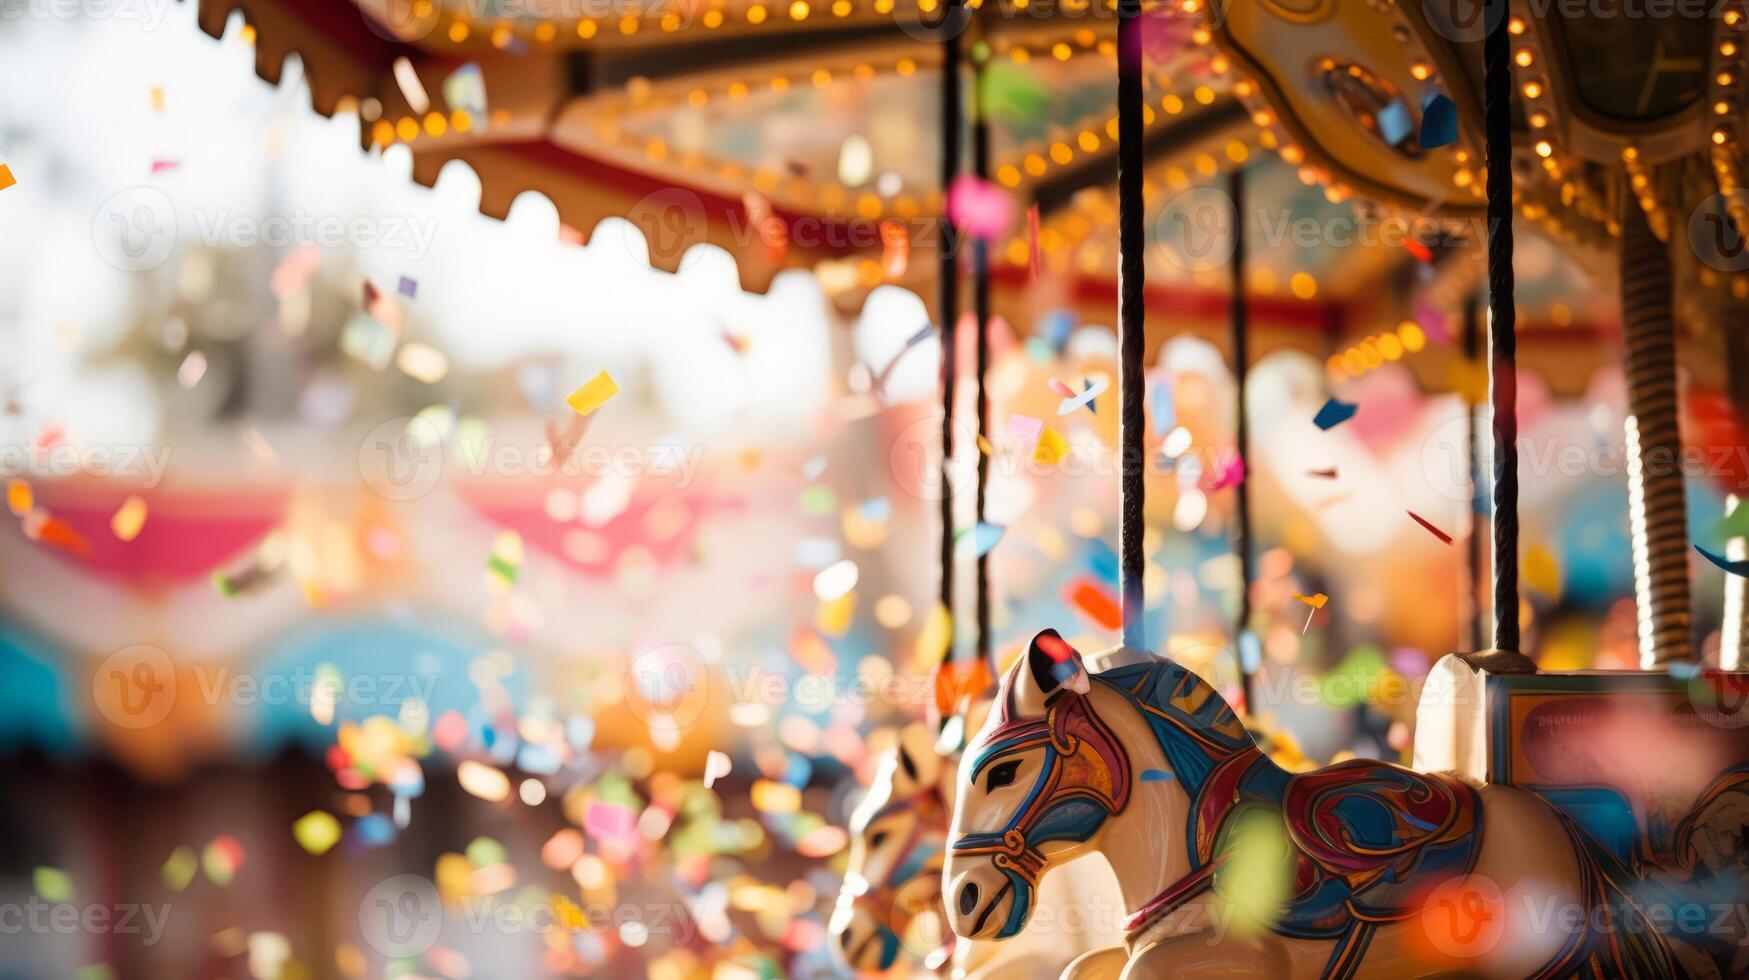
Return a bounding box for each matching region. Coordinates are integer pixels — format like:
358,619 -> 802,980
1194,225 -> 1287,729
949,685 -> 1131,938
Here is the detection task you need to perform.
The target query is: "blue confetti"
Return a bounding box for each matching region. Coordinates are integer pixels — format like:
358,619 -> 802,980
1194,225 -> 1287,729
1239,631 -> 1263,674
956,522 -> 1006,559
1149,377 -> 1175,433
1667,661 -> 1702,680
1085,538 -> 1120,587
783,753 -> 814,788
1420,93 -> 1458,149
1313,397 -> 1358,431
1377,98 -> 1414,146
1696,544 -> 1749,579
398,275 -> 417,298
356,813 -> 396,847
860,497 -> 892,522
1141,769 -> 1174,783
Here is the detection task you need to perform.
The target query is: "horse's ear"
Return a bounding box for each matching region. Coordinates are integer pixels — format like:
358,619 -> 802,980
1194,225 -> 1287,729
1013,629 -> 1088,716
891,722 -> 942,797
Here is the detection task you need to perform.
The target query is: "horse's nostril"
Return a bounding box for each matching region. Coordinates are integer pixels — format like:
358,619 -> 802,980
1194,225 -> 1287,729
958,882 -> 980,916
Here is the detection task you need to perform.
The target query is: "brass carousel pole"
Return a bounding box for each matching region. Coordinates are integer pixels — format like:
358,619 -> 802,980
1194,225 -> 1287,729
1229,166 -> 1255,708
1620,203 -> 1693,667
1117,0 -> 1147,649
1477,0 -> 1535,672
938,0 -> 963,666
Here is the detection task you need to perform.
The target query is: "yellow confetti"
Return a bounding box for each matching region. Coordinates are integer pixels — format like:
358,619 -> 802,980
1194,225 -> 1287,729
1214,809 -> 1292,935
564,370 -> 619,416
915,601 -> 951,664
1523,543 -> 1561,598
292,811 -> 341,855
1292,591 -> 1329,609
162,847 -> 197,892
150,85 -> 165,112
0,164 -> 15,192
1033,427 -> 1068,465
33,866 -> 72,902
976,434 -> 994,456
111,495 -> 148,542
6,479 -> 31,515
814,592 -> 855,637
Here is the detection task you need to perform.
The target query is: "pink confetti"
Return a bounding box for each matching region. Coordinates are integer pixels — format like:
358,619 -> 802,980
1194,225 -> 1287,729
946,175 -> 1015,241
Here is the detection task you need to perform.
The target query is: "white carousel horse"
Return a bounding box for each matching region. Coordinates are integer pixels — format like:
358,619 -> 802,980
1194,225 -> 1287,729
831,713 -> 1127,979
941,630 -> 1735,978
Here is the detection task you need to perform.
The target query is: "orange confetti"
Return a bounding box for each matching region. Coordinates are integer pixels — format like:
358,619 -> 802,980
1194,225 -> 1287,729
111,495 -> 148,542
6,479 -> 31,516
934,657 -> 993,719
1064,577 -> 1121,631
36,516 -> 91,556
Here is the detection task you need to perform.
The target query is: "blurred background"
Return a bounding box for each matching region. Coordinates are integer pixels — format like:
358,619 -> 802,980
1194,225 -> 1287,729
0,1 -> 1746,977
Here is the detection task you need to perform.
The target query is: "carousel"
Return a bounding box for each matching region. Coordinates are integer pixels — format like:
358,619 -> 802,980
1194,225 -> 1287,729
0,0 -> 1747,976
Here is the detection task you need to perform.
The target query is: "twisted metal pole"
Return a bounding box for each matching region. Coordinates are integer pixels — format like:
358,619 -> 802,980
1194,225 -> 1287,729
937,1 -> 962,665
1463,293 -> 1485,654
1481,0 -> 1532,670
973,50 -> 993,672
1117,0 -> 1147,650
1229,167 -> 1254,709
1620,201 -> 1693,667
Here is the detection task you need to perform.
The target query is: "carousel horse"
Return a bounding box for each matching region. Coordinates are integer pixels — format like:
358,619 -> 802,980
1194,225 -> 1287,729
942,630 -> 1736,978
831,715 -> 1127,979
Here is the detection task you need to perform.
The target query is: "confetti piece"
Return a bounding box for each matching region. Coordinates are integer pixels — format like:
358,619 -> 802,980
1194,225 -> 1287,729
1048,378 -> 1078,398
1403,238 -> 1433,263
1140,769 -> 1174,783
149,85 -> 165,111
33,867 -> 72,902
111,495 -> 148,542
564,371 -> 619,416
1034,631 -> 1076,663
1065,577 -> 1121,631
955,522 -> 1005,559
443,63 -> 488,121
162,847 -> 197,892
1524,543 -> 1561,596
292,811 -> 341,855
1305,467 -> 1338,479
976,433 -> 994,456
1376,98 -> 1414,146
1313,397 -> 1357,430
1007,413 -> 1044,453
392,56 -> 430,114
397,275 -> 417,298
704,750 -> 732,789
751,780 -> 801,814
1420,93 -> 1458,149
485,530 -> 523,593
1149,377 -> 1175,433
796,825 -> 849,858
1697,545 -> 1749,578
915,602 -> 952,664
879,220 -> 909,279
812,558 -> 859,600
177,350 -> 207,388
1033,427 -> 1069,465
1056,376 -> 1110,417
1406,510 -> 1453,544
35,516 -> 91,557
1292,592 -> 1328,634
0,164 -> 17,192
946,174 -> 1015,241
6,479 -> 31,515
1208,455 -> 1246,491
149,159 -> 179,174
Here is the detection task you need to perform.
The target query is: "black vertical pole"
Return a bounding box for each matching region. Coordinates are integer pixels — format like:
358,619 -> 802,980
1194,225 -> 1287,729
973,49 -> 993,672
1117,0 -> 1146,649
1229,167 -> 1254,710
1481,0 -> 1532,670
937,0 -> 962,664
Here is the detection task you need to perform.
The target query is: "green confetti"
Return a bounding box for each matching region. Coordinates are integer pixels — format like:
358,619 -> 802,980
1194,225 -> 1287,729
33,866 -> 72,902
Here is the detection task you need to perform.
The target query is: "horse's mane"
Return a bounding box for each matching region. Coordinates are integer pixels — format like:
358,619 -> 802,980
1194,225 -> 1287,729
1088,660 -> 1259,800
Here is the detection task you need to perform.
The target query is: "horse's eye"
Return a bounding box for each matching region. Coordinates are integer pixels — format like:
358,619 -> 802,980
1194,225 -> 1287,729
870,830 -> 889,848
985,760 -> 1021,791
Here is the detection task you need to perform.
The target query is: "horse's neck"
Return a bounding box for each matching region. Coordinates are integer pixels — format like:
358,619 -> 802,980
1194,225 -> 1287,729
1080,680 -> 1199,919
